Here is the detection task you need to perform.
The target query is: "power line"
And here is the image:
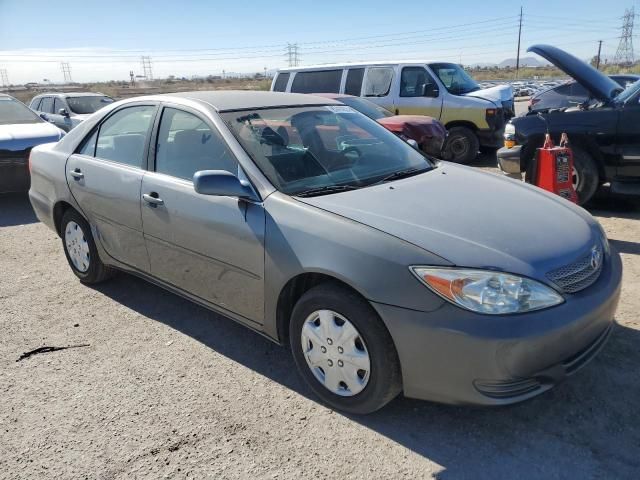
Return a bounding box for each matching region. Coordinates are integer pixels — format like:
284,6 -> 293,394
613,7 -> 636,65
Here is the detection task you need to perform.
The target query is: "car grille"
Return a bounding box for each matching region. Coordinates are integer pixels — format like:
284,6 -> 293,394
546,244 -> 604,294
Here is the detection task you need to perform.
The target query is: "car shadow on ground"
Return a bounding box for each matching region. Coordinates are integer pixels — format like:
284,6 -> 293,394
92,273 -> 640,478
3,186 -> 640,477
0,193 -> 38,227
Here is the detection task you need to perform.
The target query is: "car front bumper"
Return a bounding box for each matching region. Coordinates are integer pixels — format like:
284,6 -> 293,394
371,247 -> 622,406
497,145 -> 523,177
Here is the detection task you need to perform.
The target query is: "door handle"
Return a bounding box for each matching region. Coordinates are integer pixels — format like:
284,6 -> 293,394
69,169 -> 84,180
142,193 -> 164,206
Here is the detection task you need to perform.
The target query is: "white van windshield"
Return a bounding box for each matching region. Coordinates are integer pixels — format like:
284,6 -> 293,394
429,63 -> 480,95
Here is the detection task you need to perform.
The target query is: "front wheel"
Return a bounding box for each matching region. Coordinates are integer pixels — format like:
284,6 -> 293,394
289,283 -> 402,414
61,209 -> 114,284
571,146 -> 599,205
443,126 -> 480,164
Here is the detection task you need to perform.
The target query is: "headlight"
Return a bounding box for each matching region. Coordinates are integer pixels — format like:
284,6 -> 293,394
503,123 -> 516,148
595,222 -> 610,255
410,267 -> 564,315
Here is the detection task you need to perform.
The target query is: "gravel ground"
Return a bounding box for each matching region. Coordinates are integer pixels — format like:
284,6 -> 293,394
2,150 -> 640,478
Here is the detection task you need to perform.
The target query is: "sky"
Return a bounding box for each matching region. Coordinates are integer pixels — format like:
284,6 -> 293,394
0,0 -> 637,84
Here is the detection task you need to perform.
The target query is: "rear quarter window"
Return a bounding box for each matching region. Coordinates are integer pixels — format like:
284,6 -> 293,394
273,73 -> 290,92
290,70 -> 342,94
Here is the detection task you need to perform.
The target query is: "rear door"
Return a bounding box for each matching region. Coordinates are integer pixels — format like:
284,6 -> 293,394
393,65 -> 443,118
66,103 -> 158,271
141,105 -> 265,323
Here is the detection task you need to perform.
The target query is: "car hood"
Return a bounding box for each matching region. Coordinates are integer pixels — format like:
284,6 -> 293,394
464,84 -> 513,104
0,122 -> 63,151
528,44 -> 622,102
295,162 -> 600,282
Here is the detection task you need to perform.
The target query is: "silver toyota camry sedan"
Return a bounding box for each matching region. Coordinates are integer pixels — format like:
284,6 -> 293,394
29,91 -> 622,414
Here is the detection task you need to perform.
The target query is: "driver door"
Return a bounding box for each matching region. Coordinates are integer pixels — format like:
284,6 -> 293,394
393,65 -> 443,119
141,105 -> 266,324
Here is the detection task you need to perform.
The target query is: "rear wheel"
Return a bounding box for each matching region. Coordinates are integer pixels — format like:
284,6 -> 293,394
443,126 -> 479,164
289,283 -> 402,414
61,209 -> 114,284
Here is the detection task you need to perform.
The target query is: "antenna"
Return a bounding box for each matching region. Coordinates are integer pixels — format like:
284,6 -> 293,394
613,7 -> 636,65
140,56 -> 153,80
60,62 -> 72,83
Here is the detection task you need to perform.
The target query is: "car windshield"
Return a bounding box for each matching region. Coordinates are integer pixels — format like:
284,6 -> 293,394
221,105 -> 433,196
429,63 -> 481,95
614,79 -> 640,104
338,97 -> 394,121
66,96 -> 114,114
0,96 -> 42,125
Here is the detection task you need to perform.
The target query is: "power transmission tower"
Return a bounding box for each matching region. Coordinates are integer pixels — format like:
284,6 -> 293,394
60,62 -> 72,83
285,43 -> 300,67
613,7 -> 636,65
0,69 -> 9,87
515,6 -> 523,79
141,56 -> 153,80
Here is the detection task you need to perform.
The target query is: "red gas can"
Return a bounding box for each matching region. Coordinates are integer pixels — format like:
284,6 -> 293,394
533,133 -> 578,203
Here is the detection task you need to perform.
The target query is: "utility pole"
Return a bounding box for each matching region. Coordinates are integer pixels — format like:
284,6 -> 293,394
60,62 -> 72,83
613,7 -> 636,65
596,40 -> 603,69
0,69 -> 9,88
140,56 -> 153,81
515,6 -> 523,79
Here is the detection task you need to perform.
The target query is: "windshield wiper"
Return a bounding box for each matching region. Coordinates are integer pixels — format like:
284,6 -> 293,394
369,167 -> 430,186
294,184 -> 360,198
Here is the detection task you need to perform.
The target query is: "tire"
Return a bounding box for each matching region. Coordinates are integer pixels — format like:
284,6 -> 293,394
289,283 -> 402,414
61,209 -> 114,284
443,126 -> 480,164
572,146 -> 599,206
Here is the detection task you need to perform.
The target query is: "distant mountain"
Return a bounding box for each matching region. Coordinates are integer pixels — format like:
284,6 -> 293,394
498,56 -> 549,68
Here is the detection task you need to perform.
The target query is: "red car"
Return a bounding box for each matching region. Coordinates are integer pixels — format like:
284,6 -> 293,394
312,93 -> 446,158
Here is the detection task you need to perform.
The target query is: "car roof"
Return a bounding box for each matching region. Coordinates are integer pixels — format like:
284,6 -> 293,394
34,92 -> 107,98
160,90 -> 341,111
277,60 -> 443,72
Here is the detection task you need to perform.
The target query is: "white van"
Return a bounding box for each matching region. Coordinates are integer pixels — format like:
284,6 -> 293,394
272,61 -> 514,163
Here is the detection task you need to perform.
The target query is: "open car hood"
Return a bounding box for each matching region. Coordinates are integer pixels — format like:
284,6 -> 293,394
528,44 -> 622,102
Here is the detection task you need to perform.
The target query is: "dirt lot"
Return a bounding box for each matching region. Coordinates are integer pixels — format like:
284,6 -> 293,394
1,162 -> 640,478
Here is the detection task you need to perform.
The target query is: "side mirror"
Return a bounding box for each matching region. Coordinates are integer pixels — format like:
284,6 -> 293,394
58,108 -> 70,117
406,139 -> 419,149
422,84 -> 439,98
193,170 -> 257,200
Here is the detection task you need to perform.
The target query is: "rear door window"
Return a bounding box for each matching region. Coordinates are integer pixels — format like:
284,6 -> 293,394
273,73 -> 290,92
344,68 -> 365,96
290,70 -> 342,94
363,67 -> 394,97
93,106 -> 156,168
